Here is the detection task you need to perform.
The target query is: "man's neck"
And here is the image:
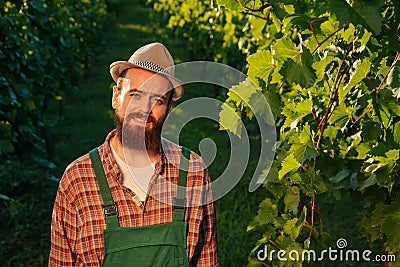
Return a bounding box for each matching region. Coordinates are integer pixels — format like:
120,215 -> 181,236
110,136 -> 159,168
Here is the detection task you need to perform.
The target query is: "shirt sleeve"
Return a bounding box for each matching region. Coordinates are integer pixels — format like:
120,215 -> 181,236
191,169 -> 219,267
48,180 -> 78,267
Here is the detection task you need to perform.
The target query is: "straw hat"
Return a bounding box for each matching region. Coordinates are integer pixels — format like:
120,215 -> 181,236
110,42 -> 184,101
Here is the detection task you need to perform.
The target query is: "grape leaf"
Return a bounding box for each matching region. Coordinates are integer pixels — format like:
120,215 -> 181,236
299,125 -> 313,147
279,153 -> 301,179
328,0 -> 384,35
283,218 -> 298,237
247,50 -> 275,85
269,1 -> 288,22
358,28 -> 372,47
216,0 -> 245,11
329,168 -> 351,183
312,55 -> 340,82
364,149 -> 400,173
228,80 -> 259,104
356,143 -> 371,160
256,198 -> 278,225
312,172 -> 330,194
394,123 -> 400,146
226,79 -> 275,126
385,149 -> 400,161
281,99 -> 313,129
250,16 -> 267,40
294,206 -> 307,238
358,174 -> 377,191
381,201 -> 400,251
338,23 -> 356,43
280,49 -> 316,88
274,37 -> 299,62
282,14 -> 311,31
238,0 -> 252,7
330,104 -> 350,128
321,16 -> 340,36
284,186 -> 300,214
340,60 -> 371,103
289,143 -> 318,164
219,102 -> 243,137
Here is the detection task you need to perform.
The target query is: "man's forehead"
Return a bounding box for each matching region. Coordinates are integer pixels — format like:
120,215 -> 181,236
118,77 -> 171,96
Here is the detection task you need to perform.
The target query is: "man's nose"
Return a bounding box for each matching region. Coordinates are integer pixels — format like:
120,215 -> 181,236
135,96 -> 153,113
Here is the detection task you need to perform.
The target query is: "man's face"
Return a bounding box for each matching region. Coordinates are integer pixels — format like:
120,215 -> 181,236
112,67 -> 172,152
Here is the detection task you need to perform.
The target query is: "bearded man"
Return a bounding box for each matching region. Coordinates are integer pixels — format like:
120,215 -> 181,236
49,43 -> 218,267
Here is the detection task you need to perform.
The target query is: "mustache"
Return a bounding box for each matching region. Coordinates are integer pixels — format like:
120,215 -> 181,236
125,112 -> 157,123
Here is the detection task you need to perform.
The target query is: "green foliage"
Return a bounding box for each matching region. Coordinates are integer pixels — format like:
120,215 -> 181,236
148,0 -> 248,70
328,0 -> 384,35
149,0 -> 400,265
222,0 -> 400,265
0,0 -> 116,165
0,0 -> 117,265
0,161 -> 58,266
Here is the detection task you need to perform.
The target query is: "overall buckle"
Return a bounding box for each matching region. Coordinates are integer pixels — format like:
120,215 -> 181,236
103,203 -> 118,217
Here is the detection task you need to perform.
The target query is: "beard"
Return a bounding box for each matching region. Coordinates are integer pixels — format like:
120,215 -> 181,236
114,111 -> 164,153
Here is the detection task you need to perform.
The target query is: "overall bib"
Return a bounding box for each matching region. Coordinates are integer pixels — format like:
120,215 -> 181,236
89,147 -> 191,267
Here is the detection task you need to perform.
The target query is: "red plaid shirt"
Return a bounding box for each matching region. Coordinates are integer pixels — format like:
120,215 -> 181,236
49,130 -> 218,266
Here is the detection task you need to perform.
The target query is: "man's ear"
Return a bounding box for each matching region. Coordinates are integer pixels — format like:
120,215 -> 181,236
112,86 -> 120,109
168,101 -> 173,111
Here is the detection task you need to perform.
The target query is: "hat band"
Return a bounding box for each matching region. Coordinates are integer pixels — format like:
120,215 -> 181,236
131,60 -> 172,76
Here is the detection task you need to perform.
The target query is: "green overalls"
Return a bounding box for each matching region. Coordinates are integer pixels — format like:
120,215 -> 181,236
89,147 -> 191,267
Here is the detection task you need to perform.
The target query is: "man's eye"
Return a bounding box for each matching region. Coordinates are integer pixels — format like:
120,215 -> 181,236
130,92 -> 140,98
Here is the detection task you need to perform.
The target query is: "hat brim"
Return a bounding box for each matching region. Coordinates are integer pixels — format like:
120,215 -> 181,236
110,61 -> 184,101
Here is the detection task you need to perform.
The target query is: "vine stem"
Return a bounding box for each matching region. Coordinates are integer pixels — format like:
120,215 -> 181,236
309,22 -> 320,46
314,202 -> 324,232
376,52 -> 399,93
382,4 -> 395,8
242,11 -> 269,20
311,110 -> 320,124
384,23 -> 400,39
305,158 -> 318,241
268,239 -> 282,251
314,43 -> 353,150
350,107 -> 372,125
311,23 -> 348,55
365,77 -> 377,90
234,0 -> 271,13
236,0 -> 271,20
308,195 -> 315,240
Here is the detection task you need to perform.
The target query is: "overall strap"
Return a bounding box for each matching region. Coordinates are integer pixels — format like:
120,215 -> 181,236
89,148 -> 120,228
173,146 -> 190,222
